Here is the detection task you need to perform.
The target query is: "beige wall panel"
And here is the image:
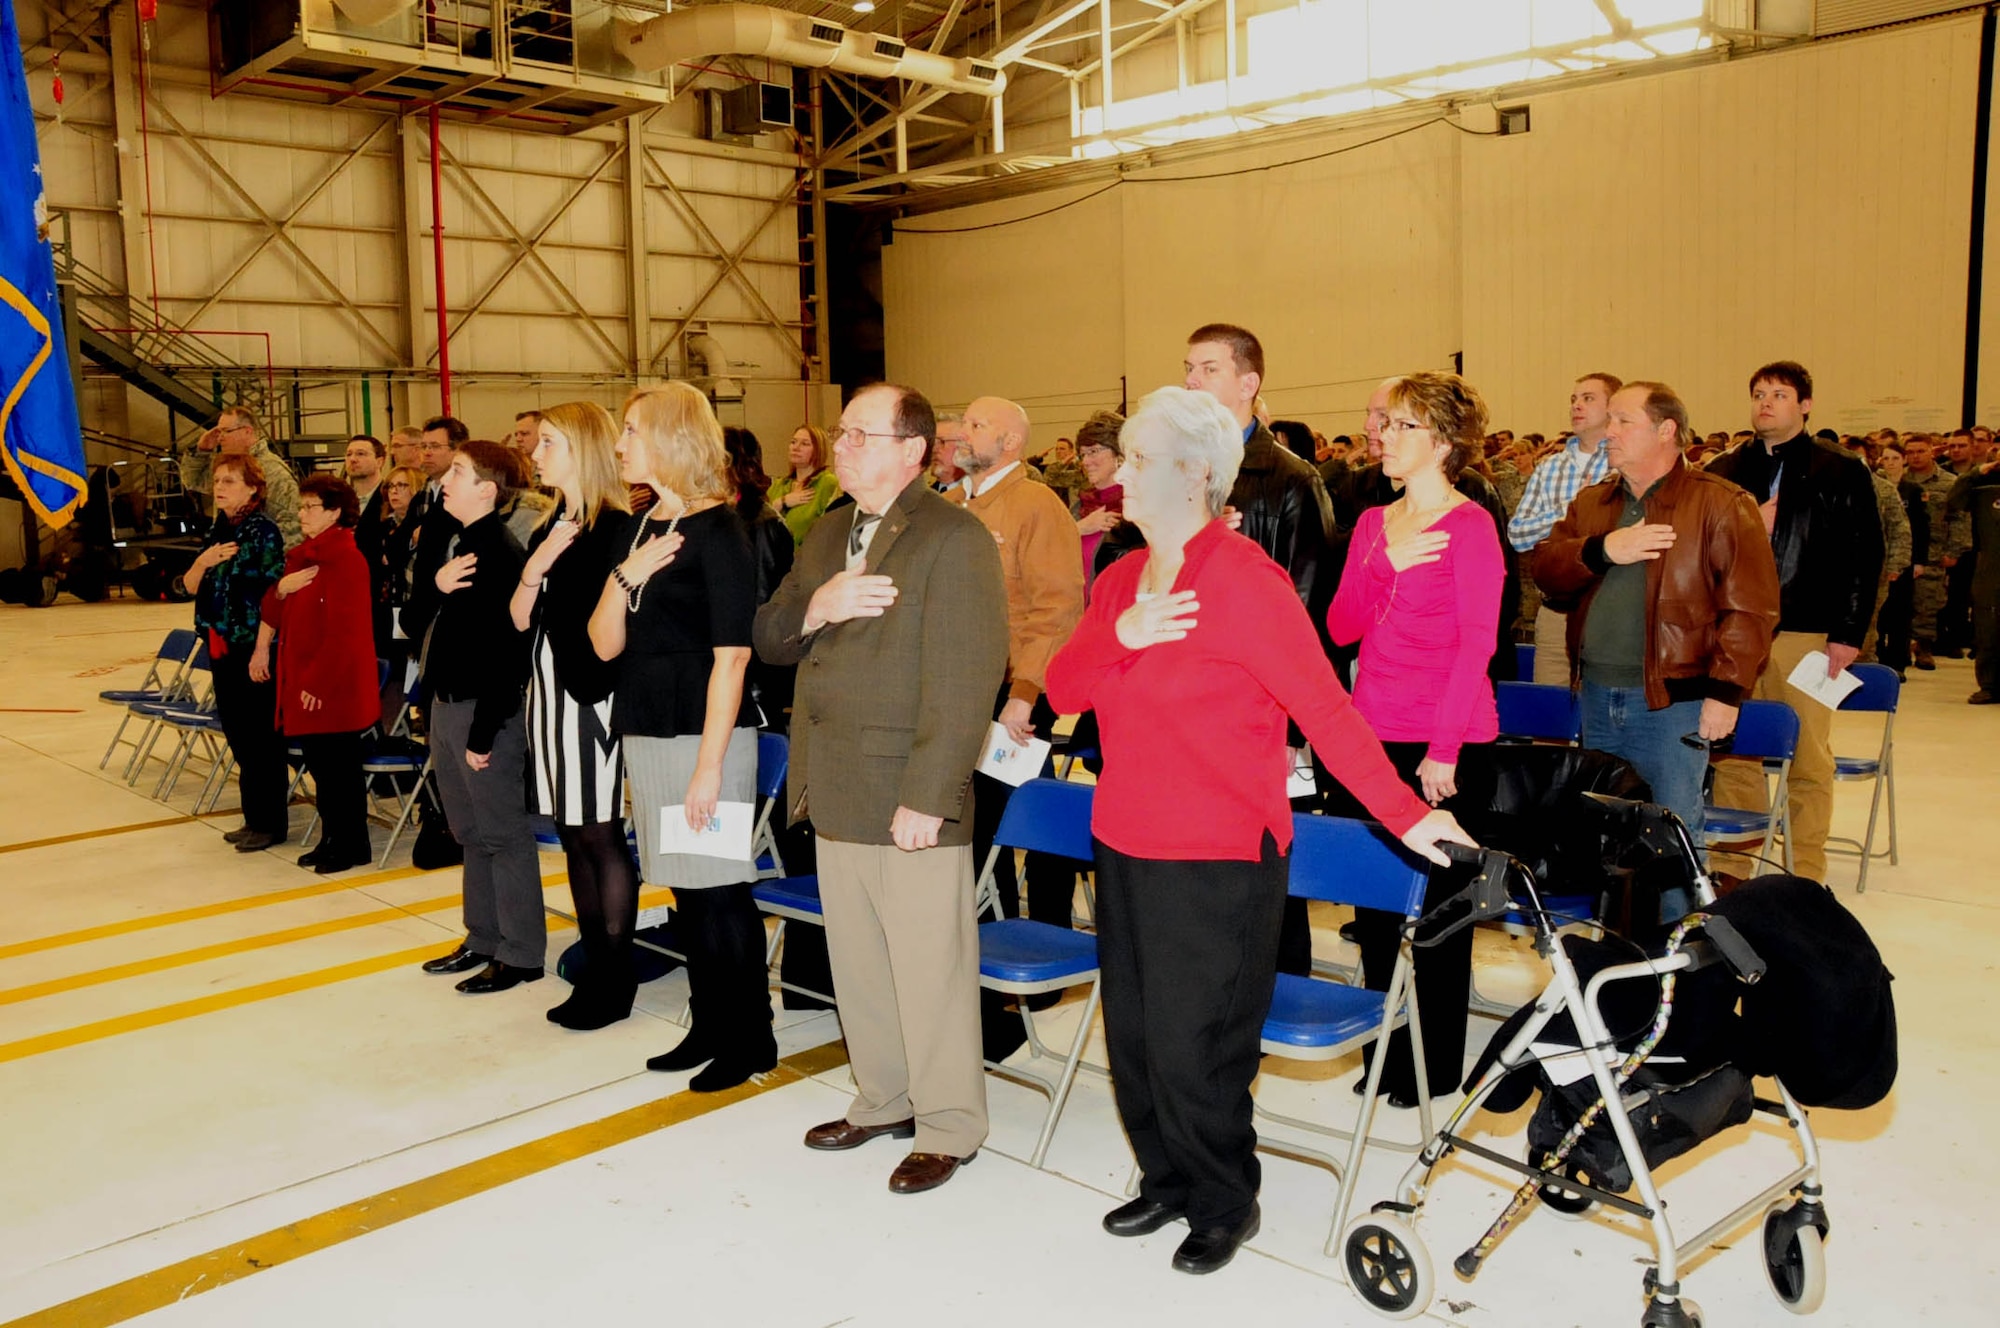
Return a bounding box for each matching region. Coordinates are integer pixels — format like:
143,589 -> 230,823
1463,16 -> 1979,436
1118,121 -> 1463,437
883,184 -> 1126,449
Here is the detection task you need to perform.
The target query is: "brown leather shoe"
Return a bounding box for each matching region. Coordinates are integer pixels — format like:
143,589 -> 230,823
802,1117 -> 916,1151
888,1150 -> 976,1194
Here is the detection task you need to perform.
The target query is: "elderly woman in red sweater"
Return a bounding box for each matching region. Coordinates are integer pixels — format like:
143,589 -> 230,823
252,474 -> 381,874
1045,386 -> 1472,1276
1327,371 -> 1505,1110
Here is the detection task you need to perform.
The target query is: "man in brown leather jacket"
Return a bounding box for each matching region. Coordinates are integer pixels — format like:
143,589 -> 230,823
1534,381 -> 1780,844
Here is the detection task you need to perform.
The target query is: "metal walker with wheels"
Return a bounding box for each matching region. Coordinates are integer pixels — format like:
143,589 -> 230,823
1340,804 -> 1831,1326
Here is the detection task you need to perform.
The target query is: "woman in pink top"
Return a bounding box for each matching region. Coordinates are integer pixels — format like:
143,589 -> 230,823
1327,371 -> 1505,1107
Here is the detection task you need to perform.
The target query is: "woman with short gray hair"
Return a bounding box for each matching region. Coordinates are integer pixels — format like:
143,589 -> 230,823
1045,386 -> 1473,1275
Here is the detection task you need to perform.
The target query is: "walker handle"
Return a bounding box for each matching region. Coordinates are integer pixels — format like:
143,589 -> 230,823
1699,915 -> 1766,984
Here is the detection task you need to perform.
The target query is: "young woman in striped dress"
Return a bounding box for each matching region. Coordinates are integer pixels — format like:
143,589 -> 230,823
510,401 -> 638,1030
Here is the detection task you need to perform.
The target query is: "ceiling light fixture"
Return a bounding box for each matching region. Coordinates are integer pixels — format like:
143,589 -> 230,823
853,1 -> 876,11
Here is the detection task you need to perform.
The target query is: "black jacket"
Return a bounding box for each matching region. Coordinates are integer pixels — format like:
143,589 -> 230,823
738,492 -> 797,728
523,504 -> 626,707
1897,478 -> 1930,567
1228,422 -> 1337,653
1705,434 -> 1883,646
413,510 -> 528,754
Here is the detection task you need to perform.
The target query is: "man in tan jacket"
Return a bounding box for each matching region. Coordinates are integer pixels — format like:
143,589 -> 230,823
947,396 -> 1087,929
754,383 -> 1008,1194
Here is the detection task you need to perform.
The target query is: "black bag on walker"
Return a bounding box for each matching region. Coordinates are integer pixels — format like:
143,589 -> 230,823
1525,1062 -> 1755,1193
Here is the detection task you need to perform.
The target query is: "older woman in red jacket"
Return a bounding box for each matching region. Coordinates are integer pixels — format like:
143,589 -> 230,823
253,474 -> 382,873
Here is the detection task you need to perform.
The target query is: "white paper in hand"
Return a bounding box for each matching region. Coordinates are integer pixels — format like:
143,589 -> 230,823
658,801 -> 754,860
1286,745 -> 1316,799
1784,650 -> 1863,711
977,722 -> 1052,787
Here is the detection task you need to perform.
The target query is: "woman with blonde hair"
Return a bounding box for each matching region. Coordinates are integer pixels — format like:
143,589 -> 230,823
590,382 -> 773,1089
510,401 -> 640,1030
771,423 -> 840,545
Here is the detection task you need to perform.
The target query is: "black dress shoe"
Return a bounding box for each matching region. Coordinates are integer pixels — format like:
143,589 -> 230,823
1971,690 -> 1998,705
1103,1197 -> 1185,1237
312,853 -> 370,876
455,962 -> 544,994
421,943 -> 490,975
223,826 -> 258,844
645,1032 -> 716,1072
688,1046 -> 778,1092
1171,1204 -> 1260,1274
232,831 -> 283,853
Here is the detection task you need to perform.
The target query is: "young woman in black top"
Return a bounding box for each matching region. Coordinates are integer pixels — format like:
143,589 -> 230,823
410,440 -> 545,995
590,383 -> 774,1091
510,402 -> 638,1030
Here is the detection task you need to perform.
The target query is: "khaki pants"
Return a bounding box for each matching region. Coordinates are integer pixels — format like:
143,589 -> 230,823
816,836 -> 987,1158
1709,630 -> 1835,881
1532,605 -> 1571,686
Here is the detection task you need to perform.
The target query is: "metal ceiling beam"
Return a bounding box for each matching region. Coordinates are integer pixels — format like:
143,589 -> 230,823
145,97 -> 405,365
821,0 -> 1103,168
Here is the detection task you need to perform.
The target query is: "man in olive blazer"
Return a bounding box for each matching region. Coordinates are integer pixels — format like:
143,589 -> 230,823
754,382 -> 1008,1194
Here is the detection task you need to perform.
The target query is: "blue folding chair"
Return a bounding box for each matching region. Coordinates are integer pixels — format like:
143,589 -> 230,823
1514,641 -> 1537,683
1255,814 -> 1437,1255
974,777 -> 1101,1168
1495,681 -> 1581,744
1828,663 -> 1899,892
1703,699 -> 1800,875
99,628 -> 203,771
745,732 -> 833,1005
752,731 -> 790,877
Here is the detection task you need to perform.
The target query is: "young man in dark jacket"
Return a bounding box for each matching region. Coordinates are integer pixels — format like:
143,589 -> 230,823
1703,361 -> 1883,882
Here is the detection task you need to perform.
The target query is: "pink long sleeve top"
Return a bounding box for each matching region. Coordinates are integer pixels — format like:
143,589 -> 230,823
1327,500 -> 1503,765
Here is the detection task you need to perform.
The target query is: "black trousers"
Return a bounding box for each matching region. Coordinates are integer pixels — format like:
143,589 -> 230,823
1940,556 -> 1976,652
1975,571 -> 2000,694
1325,740 -> 1496,1098
296,730 -> 368,856
1095,830 -> 1286,1228
1878,572 -> 1914,671
675,882 -> 777,1062
209,648 -> 289,837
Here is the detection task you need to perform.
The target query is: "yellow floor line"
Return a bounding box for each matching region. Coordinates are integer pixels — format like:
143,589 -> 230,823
0,943 -> 448,1065
0,877 -> 578,1007
0,866 -> 436,961
1,1041 -> 851,1328
0,816 -> 202,856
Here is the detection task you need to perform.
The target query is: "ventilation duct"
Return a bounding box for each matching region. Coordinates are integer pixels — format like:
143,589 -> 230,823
618,3 -> 1007,96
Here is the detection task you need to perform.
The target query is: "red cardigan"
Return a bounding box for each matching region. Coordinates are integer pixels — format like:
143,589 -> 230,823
1045,520 -> 1429,861
260,526 -> 380,736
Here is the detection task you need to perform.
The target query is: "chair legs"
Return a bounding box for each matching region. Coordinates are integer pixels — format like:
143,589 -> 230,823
1028,978 -> 1100,1169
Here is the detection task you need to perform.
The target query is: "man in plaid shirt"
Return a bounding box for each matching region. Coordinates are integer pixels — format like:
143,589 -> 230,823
1507,372 -> 1622,684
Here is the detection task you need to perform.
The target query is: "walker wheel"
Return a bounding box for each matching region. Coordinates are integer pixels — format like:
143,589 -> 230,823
1641,1296 -> 1703,1328
1342,1212 -> 1433,1321
1762,1201 -> 1829,1314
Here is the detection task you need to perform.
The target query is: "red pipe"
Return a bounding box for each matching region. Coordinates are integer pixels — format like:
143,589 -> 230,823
429,104 -> 452,417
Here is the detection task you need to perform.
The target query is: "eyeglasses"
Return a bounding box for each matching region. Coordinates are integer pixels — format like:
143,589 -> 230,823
298,502 -> 325,514
1382,419 -> 1431,437
387,480 -> 413,490
834,425 -> 913,449
1078,445 -> 1116,460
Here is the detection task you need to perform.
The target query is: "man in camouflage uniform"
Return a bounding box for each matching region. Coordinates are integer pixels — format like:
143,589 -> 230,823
1861,466 -> 1912,661
1907,435 -> 1970,669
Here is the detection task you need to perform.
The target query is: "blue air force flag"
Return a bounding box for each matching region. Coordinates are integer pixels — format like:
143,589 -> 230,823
0,4 -> 86,528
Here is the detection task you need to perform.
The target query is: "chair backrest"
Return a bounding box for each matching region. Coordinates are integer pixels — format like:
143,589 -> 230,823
992,777 -> 1095,862
1288,814 -> 1431,917
756,731 -> 789,801
1515,642 -> 1536,683
1839,663 -> 1900,714
1496,681 -> 1581,743
376,657 -> 393,690
1729,699 -> 1800,762
154,627 -> 199,679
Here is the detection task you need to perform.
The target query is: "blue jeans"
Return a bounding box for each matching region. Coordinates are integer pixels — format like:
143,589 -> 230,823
1578,681 -> 1707,844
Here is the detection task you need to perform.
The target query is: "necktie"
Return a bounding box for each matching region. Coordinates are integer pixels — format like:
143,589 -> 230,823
849,511 -> 880,559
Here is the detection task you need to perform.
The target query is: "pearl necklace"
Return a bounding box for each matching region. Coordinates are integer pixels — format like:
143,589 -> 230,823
623,506 -> 683,612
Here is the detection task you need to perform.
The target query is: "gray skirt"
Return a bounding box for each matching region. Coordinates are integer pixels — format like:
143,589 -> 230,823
625,727 -> 759,890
